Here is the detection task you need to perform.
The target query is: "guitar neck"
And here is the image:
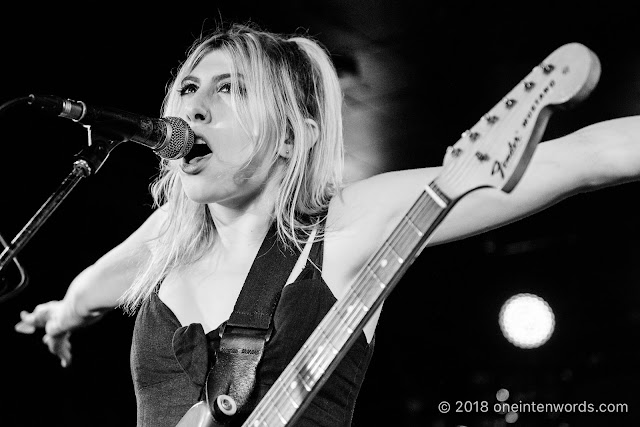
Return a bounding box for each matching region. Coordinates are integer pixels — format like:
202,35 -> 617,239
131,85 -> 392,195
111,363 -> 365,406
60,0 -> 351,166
243,185 -> 451,426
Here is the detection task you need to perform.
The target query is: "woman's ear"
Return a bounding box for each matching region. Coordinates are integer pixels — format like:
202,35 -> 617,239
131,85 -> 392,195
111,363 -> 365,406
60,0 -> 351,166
278,141 -> 294,158
278,119 -> 320,158
305,118 -> 320,148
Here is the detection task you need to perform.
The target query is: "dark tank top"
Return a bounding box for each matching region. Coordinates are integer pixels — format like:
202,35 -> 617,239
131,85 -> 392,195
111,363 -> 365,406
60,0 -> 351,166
130,237 -> 375,427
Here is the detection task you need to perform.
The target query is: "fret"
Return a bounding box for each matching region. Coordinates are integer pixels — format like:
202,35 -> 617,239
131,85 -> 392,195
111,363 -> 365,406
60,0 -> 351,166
403,214 -> 424,237
297,355 -> 326,390
296,372 -> 313,392
284,391 -> 300,409
367,256 -> 398,289
272,392 -> 298,422
354,266 -> 387,306
287,380 -> 302,397
390,237 -> 419,262
280,377 -> 302,409
299,348 -> 328,386
332,305 -> 355,335
382,239 -> 409,264
347,273 -> 382,311
386,243 -> 404,265
406,192 -> 445,230
320,327 -> 341,355
298,368 -> 320,390
343,297 -> 369,316
274,406 -> 287,425
364,263 -> 387,289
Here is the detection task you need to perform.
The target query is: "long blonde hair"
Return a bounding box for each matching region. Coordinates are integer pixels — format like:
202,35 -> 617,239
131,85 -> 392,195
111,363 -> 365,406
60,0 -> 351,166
120,23 -> 344,312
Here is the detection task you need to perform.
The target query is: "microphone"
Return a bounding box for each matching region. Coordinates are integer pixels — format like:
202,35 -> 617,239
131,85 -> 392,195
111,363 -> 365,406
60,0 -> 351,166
27,94 -> 194,160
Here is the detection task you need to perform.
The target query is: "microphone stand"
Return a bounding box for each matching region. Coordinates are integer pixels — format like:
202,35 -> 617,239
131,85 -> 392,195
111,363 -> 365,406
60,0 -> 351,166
0,126 -> 123,302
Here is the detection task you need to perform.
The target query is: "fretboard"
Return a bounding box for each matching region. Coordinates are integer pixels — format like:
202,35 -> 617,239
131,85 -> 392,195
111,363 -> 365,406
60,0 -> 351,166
242,184 -> 451,426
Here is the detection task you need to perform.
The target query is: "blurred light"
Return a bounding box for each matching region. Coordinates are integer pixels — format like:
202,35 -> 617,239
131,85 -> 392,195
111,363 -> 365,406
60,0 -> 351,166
505,411 -> 519,423
496,388 -> 510,402
499,293 -> 555,349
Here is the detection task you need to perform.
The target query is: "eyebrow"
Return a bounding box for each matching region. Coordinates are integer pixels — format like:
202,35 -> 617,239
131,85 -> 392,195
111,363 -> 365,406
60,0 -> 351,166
180,73 -> 245,85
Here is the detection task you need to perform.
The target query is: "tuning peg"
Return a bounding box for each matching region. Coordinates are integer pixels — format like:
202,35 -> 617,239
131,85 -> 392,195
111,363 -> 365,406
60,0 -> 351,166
461,130 -> 480,142
475,152 -> 490,162
541,63 -> 555,74
485,114 -> 499,124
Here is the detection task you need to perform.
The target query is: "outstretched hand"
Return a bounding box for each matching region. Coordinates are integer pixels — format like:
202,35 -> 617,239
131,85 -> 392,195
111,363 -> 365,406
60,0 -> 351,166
15,301 -> 84,368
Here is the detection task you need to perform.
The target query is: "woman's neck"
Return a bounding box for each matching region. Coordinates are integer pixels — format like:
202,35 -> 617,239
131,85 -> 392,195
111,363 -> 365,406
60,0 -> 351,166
208,207 -> 274,250
207,177 -> 280,251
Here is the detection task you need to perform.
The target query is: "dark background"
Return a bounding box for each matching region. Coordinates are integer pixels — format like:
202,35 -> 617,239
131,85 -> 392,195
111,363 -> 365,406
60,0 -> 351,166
1,3 -> 640,426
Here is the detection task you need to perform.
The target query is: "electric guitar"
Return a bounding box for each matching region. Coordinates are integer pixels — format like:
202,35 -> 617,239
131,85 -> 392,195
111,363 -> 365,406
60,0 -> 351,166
176,42 -> 601,427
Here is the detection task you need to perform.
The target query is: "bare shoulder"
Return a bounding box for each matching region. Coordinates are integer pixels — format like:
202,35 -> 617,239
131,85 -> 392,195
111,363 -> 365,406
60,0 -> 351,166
326,168 -> 438,236
321,168 -> 438,298
133,204 -> 171,246
102,204 -> 171,263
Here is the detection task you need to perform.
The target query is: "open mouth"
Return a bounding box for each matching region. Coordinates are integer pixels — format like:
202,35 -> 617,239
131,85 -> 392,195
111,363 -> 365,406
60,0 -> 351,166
184,141 -> 212,164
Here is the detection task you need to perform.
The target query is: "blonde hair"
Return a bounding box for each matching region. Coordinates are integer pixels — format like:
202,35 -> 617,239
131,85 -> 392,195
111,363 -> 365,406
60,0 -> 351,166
120,23 -> 344,312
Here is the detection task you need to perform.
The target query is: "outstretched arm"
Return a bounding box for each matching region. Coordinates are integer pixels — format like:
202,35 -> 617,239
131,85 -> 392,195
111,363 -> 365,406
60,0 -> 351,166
430,115 -> 640,245
14,205 -> 169,366
335,115 -> 640,251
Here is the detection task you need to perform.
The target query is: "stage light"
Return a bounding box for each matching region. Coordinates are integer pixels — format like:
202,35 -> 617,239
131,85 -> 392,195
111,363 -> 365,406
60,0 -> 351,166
505,411 -> 519,423
499,293 -> 555,349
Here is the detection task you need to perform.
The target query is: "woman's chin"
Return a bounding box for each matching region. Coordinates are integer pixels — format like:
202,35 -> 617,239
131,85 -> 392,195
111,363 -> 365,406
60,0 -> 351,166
181,186 -> 218,205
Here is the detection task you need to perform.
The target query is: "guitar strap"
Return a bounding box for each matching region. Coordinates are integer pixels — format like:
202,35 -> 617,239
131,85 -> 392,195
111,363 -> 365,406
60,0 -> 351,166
205,223 -> 300,423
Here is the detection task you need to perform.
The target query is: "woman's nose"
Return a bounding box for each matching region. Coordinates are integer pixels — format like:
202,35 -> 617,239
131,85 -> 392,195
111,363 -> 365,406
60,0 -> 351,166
184,97 -> 211,124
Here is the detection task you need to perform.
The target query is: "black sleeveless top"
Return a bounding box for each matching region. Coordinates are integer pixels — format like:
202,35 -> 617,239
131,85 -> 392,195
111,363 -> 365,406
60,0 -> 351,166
130,238 -> 375,427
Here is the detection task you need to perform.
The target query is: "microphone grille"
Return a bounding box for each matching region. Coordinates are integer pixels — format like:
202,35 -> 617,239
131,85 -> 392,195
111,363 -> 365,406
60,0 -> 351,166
157,117 -> 195,160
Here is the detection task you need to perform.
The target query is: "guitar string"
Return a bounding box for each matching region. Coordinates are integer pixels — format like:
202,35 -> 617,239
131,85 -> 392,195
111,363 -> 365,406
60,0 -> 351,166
245,197 -> 435,426
246,193 -> 440,425
248,233 -> 427,425
273,194 -> 439,417
254,193 -> 440,425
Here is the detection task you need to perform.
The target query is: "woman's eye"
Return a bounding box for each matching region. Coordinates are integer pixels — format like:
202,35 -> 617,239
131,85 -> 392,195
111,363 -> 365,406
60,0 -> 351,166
218,82 -> 232,94
178,83 -> 198,96
219,82 -> 247,97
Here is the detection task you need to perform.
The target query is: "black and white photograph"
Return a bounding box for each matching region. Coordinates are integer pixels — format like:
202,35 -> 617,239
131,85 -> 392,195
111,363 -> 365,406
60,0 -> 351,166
1,3 -> 639,426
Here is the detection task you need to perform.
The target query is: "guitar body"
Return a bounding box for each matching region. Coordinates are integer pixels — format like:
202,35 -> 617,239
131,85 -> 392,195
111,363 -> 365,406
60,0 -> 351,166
175,402 -> 216,427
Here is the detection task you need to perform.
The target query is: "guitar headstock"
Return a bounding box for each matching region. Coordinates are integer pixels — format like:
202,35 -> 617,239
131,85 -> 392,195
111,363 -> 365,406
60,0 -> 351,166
435,43 -> 601,200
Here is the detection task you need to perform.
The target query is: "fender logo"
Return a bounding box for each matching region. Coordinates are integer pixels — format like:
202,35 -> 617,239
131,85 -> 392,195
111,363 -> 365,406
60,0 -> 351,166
491,136 -> 522,179
491,78 -> 556,179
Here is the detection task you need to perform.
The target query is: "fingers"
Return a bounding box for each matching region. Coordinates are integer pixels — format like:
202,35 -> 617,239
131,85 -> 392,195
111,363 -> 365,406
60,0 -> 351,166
42,333 -> 72,368
14,310 -> 38,334
14,302 -> 60,334
15,302 -> 74,368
